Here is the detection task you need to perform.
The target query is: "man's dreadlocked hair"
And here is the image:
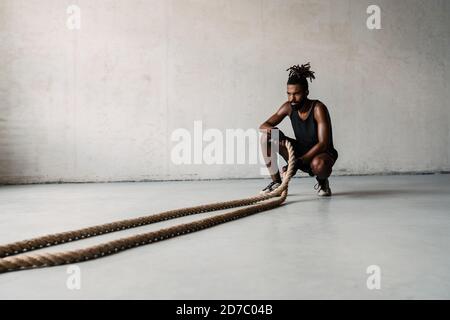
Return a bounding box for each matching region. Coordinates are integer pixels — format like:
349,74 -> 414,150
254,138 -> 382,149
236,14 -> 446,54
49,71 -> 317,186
286,62 -> 316,91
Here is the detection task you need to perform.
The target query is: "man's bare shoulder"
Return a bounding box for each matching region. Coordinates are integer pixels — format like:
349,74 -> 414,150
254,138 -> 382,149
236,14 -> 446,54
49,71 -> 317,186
314,100 -> 327,108
278,101 -> 292,116
313,100 -> 331,120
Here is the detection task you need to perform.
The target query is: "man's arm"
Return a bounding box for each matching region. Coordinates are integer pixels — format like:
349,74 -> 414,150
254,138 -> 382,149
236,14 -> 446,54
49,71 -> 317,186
259,102 -> 290,131
300,102 -> 332,164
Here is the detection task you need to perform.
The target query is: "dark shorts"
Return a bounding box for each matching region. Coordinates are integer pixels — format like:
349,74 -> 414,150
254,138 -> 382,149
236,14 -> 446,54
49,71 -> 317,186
276,129 -> 338,177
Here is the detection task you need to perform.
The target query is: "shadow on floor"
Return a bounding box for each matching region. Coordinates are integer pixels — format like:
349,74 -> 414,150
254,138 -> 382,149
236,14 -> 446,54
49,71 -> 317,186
330,189 -> 444,198
287,188 -> 447,199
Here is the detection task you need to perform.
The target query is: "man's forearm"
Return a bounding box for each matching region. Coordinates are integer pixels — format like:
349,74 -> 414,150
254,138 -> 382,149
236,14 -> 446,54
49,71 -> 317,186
259,122 -> 275,131
300,142 -> 327,164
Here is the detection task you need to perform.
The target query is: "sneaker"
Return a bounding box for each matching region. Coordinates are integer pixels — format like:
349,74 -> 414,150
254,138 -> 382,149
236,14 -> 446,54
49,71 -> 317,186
260,181 -> 281,194
314,178 -> 332,197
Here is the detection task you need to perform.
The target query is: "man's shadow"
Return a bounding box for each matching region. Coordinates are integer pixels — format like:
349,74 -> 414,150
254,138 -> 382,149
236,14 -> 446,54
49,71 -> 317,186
288,188 -> 443,199
332,188 -> 444,197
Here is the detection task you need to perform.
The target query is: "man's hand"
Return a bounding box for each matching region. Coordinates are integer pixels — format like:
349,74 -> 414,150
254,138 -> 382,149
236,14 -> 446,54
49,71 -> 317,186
259,126 -> 279,135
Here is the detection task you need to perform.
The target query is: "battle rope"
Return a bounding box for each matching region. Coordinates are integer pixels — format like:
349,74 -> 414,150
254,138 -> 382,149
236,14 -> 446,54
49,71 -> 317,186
0,141 -> 296,273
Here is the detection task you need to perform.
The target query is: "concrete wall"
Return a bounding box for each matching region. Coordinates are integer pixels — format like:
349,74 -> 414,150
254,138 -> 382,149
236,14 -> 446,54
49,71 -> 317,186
0,0 -> 449,183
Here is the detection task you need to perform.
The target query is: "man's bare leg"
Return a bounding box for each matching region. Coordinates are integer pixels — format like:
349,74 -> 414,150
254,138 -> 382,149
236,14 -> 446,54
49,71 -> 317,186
260,130 -> 283,183
310,153 -> 335,179
310,153 -> 335,196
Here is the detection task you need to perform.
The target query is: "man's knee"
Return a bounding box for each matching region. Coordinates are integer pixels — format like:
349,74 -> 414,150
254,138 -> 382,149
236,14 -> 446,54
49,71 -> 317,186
260,128 -> 281,145
260,127 -> 285,145
311,157 -> 331,176
260,131 -> 269,146
311,157 -> 324,171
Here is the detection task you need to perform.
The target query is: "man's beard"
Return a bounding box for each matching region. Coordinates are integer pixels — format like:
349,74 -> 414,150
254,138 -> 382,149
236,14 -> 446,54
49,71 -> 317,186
291,99 -> 306,106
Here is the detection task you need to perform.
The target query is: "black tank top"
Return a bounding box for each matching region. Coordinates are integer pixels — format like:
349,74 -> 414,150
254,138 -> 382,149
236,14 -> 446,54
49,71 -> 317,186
289,100 -> 338,159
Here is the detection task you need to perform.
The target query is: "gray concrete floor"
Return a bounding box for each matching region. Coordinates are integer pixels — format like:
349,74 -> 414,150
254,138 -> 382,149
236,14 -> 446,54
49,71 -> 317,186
0,174 -> 449,300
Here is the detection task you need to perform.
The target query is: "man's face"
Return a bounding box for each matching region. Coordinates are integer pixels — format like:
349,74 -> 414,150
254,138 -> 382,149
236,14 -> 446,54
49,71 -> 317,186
287,84 -> 306,105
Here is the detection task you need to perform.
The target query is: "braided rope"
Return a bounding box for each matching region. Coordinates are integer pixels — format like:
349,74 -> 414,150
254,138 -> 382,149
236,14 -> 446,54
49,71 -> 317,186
0,141 -> 296,273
